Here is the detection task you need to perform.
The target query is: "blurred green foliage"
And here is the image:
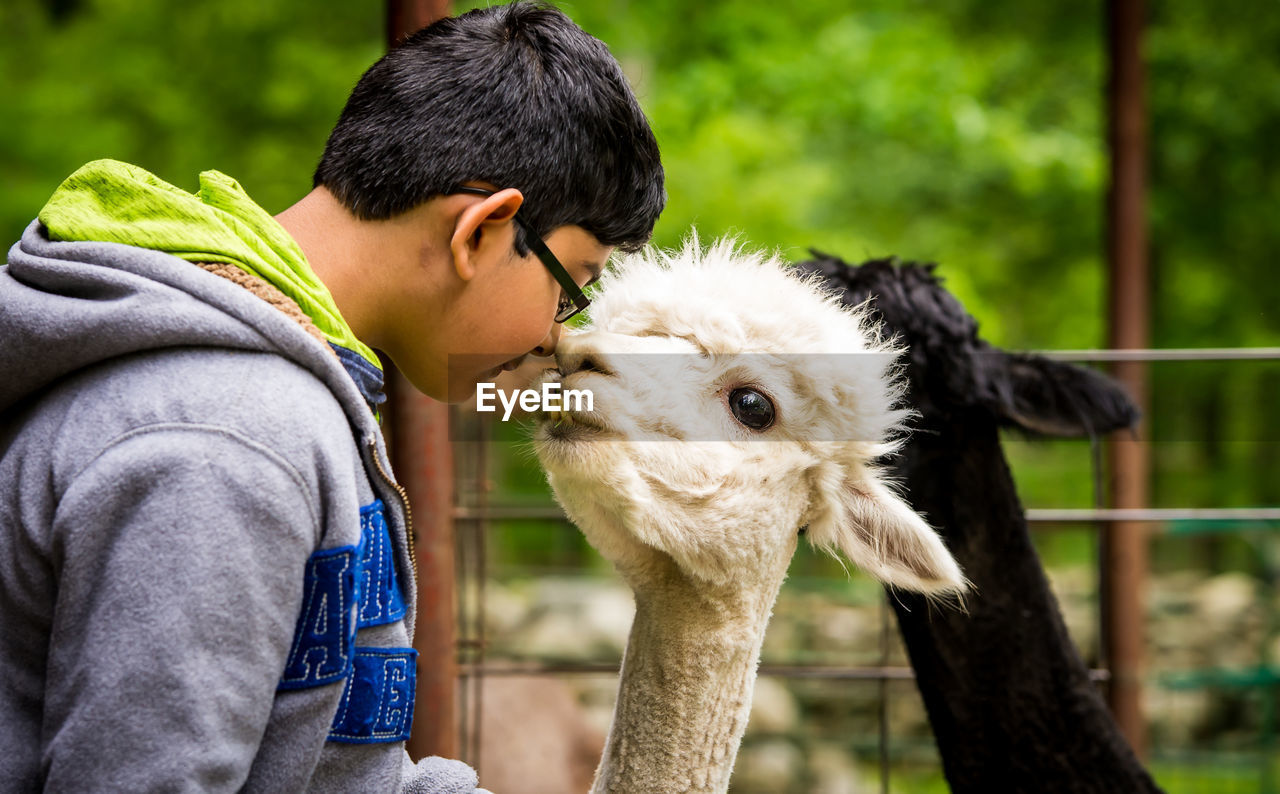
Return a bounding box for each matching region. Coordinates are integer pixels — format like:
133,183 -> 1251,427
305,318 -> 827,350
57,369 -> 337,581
0,0 -> 381,229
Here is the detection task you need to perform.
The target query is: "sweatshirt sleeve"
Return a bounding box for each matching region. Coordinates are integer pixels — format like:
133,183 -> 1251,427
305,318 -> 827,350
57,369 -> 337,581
401,752 -> 492,794
42,423 -> 320,792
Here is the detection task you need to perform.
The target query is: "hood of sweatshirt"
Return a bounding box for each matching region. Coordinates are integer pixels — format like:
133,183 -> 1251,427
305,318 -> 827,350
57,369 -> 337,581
1,161 -> 383,418
38,159 -> 380,368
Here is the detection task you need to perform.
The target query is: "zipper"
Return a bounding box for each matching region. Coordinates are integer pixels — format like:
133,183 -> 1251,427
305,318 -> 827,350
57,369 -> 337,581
367,437 -> 418,587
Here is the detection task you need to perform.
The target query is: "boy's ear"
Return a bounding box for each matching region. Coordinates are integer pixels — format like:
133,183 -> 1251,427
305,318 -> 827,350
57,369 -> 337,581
449,188 -> 524,281
805,460 -> 965,595
994,351 -> 1139,438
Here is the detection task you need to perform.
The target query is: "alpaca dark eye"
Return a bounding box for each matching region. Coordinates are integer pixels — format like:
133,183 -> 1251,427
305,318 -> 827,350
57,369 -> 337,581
728,388 -> 775,430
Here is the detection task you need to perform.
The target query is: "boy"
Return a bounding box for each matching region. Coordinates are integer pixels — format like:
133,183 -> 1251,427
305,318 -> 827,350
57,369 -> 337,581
0,3 -> 663,791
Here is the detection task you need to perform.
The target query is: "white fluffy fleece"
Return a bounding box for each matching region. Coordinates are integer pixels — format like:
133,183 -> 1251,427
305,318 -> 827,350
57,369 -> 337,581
536,236 -> 962,593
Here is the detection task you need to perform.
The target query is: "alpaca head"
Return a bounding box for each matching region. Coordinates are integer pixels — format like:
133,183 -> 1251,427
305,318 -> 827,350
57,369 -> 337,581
532,239 -> 964,595
797,253 -> 1139,438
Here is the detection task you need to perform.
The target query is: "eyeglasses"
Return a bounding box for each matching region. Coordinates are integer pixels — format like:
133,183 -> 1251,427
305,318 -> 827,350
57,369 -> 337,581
447,186 -> 591,323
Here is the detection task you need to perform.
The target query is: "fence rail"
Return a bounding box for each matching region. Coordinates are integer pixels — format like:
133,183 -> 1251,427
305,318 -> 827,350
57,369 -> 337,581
459,661 -> 1113,682
456,506 -> 1280,523
1040,347 -> 1280,362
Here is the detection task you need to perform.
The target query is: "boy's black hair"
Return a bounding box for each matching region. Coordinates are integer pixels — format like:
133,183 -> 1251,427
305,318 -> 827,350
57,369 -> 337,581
314,2 -> 665,254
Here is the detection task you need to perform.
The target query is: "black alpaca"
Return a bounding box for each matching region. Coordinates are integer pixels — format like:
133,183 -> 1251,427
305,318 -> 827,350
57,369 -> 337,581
799,254 -> 1163,794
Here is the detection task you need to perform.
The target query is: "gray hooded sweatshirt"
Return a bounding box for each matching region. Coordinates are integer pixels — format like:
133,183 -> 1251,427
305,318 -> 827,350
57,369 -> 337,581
1,203 -> 483,792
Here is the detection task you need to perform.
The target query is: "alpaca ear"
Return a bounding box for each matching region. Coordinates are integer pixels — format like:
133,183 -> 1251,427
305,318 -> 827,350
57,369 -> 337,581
993,351 -> 1139,438
807,463 -> 964,595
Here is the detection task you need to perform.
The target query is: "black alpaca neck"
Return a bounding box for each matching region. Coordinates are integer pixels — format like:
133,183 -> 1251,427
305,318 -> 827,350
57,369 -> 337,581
891,414 -> 1161,793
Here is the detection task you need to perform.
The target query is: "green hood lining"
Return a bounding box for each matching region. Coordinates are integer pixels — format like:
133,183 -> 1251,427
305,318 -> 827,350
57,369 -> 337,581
38,159 -> 380,371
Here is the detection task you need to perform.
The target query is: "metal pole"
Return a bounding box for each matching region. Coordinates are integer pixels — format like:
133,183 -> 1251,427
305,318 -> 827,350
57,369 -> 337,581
1103,0 -> 1150,760
391,383 -> 458,761
388,0 -> 453,47
878,596 -> 891,794
384,0 -> 456,762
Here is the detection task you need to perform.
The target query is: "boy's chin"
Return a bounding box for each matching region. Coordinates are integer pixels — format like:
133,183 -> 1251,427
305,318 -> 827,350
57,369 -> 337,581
444,374 -> 492,404
425,359 -> 499,404
439,359 -> 543,404
386,367 -> 481,405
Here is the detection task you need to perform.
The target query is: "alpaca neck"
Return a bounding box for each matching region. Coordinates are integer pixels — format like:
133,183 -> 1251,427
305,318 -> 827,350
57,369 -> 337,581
893,419 -> 1161,793
592,560 -> 787,794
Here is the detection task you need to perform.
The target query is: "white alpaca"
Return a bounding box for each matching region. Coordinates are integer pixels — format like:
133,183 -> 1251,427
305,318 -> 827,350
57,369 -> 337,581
532,238 -> 965,794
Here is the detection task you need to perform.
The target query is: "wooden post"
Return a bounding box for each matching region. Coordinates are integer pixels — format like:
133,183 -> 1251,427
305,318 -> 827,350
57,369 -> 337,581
1102,0 -> 1151,760
384,0 -> 457,762
388,0 -> 453,47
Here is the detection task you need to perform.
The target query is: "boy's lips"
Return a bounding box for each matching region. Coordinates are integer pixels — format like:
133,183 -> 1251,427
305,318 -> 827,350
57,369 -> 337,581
480,357 -> 527,380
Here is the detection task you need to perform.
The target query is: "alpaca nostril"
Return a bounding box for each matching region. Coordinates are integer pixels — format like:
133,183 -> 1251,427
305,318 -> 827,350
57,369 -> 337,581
561,353 -> 609,377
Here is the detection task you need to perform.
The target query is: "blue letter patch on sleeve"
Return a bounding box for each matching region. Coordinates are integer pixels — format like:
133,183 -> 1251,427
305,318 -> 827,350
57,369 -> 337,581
328,647 -> 418,743
357,501 -> 407,628
279,545 -> 360,690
